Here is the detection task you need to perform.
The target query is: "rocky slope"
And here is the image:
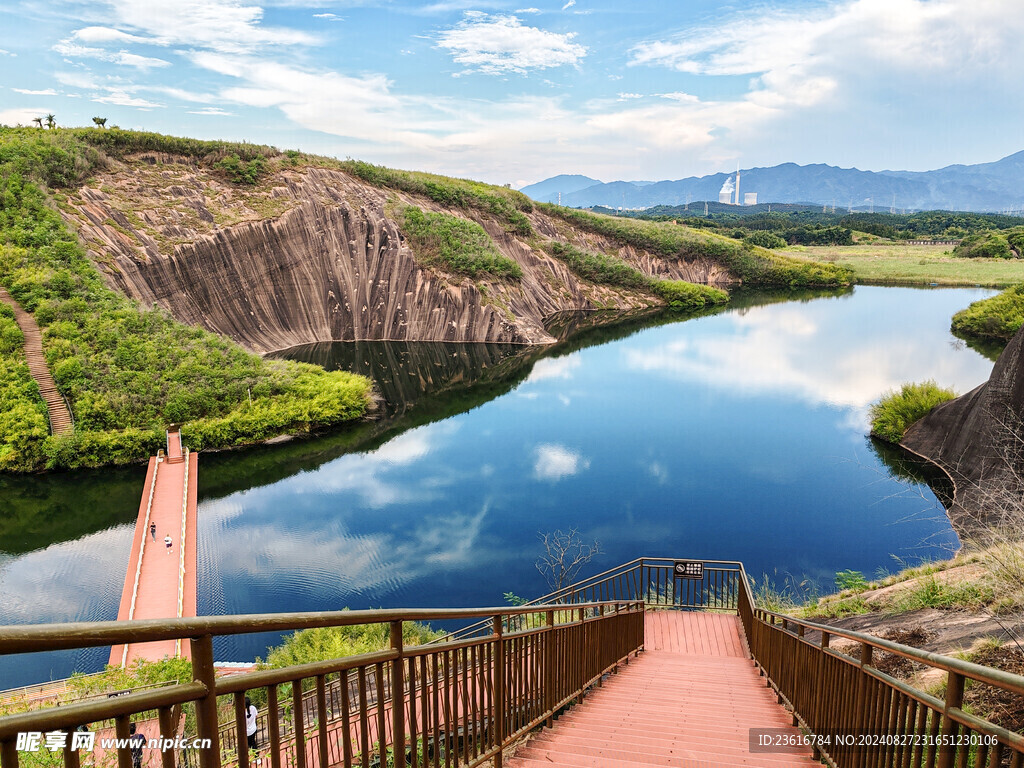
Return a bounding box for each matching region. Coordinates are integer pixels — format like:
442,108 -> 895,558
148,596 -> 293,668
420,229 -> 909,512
902,323 -> 1024,535
62,154 -> 735,354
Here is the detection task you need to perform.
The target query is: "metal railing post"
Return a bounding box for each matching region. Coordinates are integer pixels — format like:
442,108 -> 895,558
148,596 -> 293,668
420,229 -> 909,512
492,616 -> 505,768
190,634 -> 220,768
390,621 -> 406,768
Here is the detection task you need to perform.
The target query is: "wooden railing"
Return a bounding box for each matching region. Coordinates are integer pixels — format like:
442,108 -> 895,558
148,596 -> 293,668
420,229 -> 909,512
4,556 -> 1024,768
0,602 -> 643,768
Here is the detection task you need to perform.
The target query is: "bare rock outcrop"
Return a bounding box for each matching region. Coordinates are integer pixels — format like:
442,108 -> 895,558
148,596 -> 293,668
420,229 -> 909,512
902,325 -> 1024,534
63,156 -> 736,354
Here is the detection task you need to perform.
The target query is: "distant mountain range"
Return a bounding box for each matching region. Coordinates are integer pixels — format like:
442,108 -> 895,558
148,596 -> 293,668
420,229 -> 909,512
520,152 -> 1024,213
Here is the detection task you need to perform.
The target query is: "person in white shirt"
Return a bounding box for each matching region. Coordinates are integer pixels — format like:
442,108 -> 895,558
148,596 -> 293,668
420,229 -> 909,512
245,696 -> 259,754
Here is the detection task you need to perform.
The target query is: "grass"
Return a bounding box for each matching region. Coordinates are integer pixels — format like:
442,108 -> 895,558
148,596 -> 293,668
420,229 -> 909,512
869,380 -> 957,444
0,126 -> 373,471
950,284 -> 1024,344
401,205 -> 522,279
788,242 -> 1024,287
546,240 -> 729,310
540,204 -> 852,288
339,159 -> 534,235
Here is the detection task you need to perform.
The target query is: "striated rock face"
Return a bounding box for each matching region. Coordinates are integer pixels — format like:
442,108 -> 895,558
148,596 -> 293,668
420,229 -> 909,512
64,156 -> 737,353
902,325 -> 1024,535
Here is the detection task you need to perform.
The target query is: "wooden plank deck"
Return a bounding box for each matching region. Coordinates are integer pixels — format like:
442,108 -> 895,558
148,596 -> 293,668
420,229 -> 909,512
509,611 -> 819,768
108,432 -> 198,666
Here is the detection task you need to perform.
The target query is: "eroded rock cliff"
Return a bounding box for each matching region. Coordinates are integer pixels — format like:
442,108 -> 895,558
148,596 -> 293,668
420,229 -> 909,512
62,155 -> 736,353
902,325 -> 1024,535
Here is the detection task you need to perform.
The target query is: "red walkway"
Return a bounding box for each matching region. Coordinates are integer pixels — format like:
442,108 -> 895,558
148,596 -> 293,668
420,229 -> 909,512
109,430 -> 198,666
509,611 -> 819,768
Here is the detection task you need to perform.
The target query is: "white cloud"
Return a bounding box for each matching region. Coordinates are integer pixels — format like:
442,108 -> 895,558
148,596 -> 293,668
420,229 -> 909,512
561,0 -> 575,8
0,108 -> 52,126
436,12 -> 587,75
534,443 -> 590,481
72,26 -> 154,45
0,49 -> 15,57
312,12 -> 343,21
92,91 -> 165,108
616,92 -> 641,100
630,0 -> 1024,115
515,7 -> 541,12
188,107 -> 234,115
53,40 -> 172,70
526,356 -> 580,382
12,88 -> 58,96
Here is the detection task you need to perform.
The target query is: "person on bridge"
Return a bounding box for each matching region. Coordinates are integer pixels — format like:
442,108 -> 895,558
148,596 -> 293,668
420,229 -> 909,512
129,723 -> 144,768
150,522 -> 156,541
245,696 -> 259,754
164,535 -> 172,554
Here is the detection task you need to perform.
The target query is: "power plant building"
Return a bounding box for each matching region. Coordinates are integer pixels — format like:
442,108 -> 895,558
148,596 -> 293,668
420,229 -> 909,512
744,192 -> 758,206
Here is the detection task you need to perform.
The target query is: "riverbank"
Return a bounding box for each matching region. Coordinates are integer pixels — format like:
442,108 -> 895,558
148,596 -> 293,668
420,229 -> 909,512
782,242 -> 1024,287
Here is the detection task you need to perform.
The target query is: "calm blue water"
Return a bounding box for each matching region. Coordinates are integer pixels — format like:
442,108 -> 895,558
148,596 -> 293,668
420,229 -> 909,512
0,286 -> 997,686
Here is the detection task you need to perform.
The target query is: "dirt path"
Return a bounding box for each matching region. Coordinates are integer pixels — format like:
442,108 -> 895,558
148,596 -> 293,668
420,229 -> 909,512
0,286 -> 73,434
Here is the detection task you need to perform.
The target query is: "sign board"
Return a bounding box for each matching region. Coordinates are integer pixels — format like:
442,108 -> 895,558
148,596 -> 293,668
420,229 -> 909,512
673,561 -> 704,580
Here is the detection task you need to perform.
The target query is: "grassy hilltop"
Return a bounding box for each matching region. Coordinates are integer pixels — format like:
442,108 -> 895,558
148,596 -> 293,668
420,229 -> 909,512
0,126 -> 849,472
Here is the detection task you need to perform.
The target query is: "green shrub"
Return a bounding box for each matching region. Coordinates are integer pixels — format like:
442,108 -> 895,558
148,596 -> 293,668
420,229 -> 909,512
834,569 -> 869,591
215,153 -> 268,185
954,232 -> 1014,259
401,205 -> 521,279
263,619 -> 441,668
744,230 -> 787,249
869,381 -> 957,444
950,284 -> 1024,344
539,205 -> 851,287
546,241 -> 651,289
650,279 -> 729,310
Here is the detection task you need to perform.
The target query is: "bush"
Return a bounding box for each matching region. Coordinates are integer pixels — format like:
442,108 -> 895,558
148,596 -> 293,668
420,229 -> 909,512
950,285 -> 1024,344
869,381 -> 957,444
263,619 -> 441,668
744,230 -> 787,249
546,241 -> 651,289
651,280 -> 729,311
401,206 -> 521,279
954,232 -> 1014,259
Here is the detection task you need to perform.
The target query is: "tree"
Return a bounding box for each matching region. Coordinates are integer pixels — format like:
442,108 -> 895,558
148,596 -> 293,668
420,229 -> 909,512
31,117 -> 42,129
44,114 -> 56,129
92,116 -> 107,129
535,528 -> 602,591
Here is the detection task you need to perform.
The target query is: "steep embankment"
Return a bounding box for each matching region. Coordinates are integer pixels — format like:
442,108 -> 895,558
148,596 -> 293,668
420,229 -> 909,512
0,127 -> 847,471
61,156 -> 740,353
902,323 -> 1024,535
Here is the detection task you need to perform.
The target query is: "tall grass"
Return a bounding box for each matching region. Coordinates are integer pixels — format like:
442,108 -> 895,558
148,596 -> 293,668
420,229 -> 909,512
869,381 -> 957,444
951,284 -> 1024,344
401,205 -> 521,279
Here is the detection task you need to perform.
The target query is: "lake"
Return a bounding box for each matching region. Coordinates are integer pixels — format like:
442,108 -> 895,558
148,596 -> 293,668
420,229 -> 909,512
0,285 -> 997,687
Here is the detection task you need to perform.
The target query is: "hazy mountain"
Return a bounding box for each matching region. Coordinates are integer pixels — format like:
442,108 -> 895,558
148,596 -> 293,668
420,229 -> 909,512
521,151 -> 1024,213
518,174 -> 601,203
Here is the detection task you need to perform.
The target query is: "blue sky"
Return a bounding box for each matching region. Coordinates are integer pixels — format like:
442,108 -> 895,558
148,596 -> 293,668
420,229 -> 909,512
1,0 -> 1022,187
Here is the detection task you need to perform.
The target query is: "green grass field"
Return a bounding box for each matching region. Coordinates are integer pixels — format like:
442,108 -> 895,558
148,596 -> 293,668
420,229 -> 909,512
783,243 -> 1024,287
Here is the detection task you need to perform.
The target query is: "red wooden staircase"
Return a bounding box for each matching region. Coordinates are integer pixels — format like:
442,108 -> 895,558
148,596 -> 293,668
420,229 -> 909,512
508,612 -> 819,768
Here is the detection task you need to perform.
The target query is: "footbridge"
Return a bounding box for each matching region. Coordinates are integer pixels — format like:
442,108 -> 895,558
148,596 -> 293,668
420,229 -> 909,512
2,558 -> 1022,768
108,428 -> 198,667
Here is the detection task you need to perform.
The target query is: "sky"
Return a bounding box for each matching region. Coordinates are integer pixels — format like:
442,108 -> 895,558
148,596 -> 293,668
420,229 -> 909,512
1,0 -> 1022,187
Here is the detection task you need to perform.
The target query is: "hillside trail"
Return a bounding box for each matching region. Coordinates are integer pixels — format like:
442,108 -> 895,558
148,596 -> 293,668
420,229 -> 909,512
0,286 -> 73,434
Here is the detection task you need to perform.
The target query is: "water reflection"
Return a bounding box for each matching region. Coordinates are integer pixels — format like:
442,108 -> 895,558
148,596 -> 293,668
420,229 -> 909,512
0,286 -> 997,686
